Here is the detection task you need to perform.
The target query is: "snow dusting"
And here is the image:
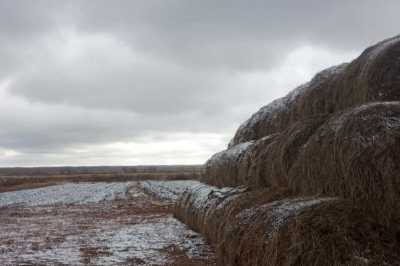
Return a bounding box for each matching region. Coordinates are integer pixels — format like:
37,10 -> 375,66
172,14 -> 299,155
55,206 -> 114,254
186,184 -> 235,211
328,102 -> 400,147
0,182 -> 134,207
203,140 -> 255,174
363,36 -> 400,70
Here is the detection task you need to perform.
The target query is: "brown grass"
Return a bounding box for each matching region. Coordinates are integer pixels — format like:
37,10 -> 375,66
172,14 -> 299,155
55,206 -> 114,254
0,171 -> 199,193
0,182 -> 60,193
175,185 -> 400,266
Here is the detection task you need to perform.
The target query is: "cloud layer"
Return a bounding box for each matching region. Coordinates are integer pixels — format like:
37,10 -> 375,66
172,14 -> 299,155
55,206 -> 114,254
0,0 -> 399,166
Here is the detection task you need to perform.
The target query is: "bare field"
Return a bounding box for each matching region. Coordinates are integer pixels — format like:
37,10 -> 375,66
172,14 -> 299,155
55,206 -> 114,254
0,181 -> 215,266
0,171 -> 199,193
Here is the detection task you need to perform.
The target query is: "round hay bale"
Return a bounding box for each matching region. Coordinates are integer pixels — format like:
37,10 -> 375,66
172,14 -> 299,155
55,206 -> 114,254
174,185 -> 292,252
331,36 -> 400,112
214,187 -> 292,264
201,134 -> 279,187
224,198 -> 400,266
202,115 -> 328,188
236,133 -> 279,187
174,184 -> 246,240
290,101 -> 400,228
201,141 -> 256,187
263,115 -> 329,187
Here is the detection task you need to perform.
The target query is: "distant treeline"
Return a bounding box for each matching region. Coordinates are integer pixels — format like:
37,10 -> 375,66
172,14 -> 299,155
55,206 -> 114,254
0,165 -> 203,175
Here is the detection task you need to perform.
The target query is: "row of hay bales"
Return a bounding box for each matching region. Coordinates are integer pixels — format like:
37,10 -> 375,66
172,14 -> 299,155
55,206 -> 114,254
175,185 -> 400,266
175,36 -> 400,265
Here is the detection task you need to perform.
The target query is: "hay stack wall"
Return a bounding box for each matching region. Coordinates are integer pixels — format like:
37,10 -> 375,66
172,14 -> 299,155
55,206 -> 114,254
176,35 -> 400,265
202,36 -> 400,189
175,185 -> 400,266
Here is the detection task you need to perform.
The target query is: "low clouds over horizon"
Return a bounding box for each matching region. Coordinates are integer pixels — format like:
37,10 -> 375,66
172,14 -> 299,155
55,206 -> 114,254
0,0 -> 399,166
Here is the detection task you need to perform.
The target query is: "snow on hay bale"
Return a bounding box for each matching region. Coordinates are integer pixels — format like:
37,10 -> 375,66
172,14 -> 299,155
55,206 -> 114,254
202,115 -> 327,188
200,140 -> 256,187
230,63 -> 346,147
175,185 -> 400,266
290,101 -> 400,229
231,35 -> 400,147
201,134 -> 279,187
174,184 -> 291,244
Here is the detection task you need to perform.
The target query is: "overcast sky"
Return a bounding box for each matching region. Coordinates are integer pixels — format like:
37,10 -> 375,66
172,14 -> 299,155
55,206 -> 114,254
0,0 -> 399,167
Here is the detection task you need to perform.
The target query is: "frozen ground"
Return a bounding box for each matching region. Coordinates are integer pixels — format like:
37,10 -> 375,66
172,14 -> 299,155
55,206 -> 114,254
0,182 -> 134,207
0,181 -> 215,265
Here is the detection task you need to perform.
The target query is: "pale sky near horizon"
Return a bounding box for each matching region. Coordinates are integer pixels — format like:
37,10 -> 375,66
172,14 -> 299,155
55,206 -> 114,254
0,0 -> 399,167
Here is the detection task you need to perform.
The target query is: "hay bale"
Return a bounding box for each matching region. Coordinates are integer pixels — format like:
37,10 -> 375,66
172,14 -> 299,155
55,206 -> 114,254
231,36 -> 400,147
202,115 -> 327,188
201,141 -> 257,187
174,184 -> 249,242
290,101 -> 400,228
175,185 -> 400,266
225,198 -> 400,266
262,115 -> 329,187
201,134 -> 281,187
237,134 -> 279,187
330,36 -> 400,112
174,185 -> 292,246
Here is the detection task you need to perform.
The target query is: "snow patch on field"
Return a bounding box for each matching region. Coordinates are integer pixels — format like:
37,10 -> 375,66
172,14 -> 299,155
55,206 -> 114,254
95,218 -> 209,265
0,182 -> 134,207
140,180 -> 201,200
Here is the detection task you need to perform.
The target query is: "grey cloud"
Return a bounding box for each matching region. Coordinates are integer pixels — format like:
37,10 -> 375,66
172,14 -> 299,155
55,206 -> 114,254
0,0 -> 399,166
65,0 -> 400,66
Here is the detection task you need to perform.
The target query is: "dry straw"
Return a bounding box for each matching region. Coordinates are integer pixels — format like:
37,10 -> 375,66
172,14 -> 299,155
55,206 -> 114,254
201,134 -> 279,187
290,102 -> 400,229
202,115 -> 328,188
175,185 -> 400,266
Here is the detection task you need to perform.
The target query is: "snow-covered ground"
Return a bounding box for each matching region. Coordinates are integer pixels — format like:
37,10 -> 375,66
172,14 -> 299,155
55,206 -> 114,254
0,181 -> 215,265
140,180 -> 200,200
0,182 -> 135,207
